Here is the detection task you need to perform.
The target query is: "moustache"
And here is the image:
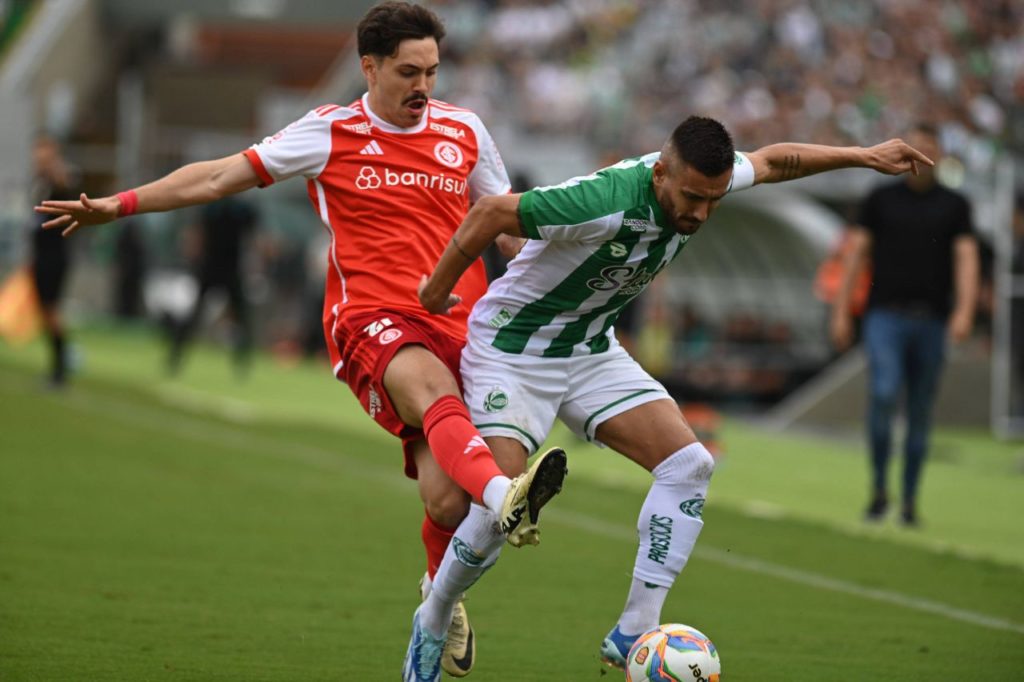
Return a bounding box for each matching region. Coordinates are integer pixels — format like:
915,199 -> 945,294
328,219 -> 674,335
403,95 -> 429,105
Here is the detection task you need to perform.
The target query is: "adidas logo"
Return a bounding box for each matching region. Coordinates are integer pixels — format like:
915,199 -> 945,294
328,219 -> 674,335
463,435 -> 486,454
359,140 -> 384,155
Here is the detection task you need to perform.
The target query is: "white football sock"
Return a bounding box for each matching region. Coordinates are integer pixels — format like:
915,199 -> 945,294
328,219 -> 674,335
618,442 -> 715,634
420,503 -> 505,637
619,578 -> 670,636
481,476 -> 511,516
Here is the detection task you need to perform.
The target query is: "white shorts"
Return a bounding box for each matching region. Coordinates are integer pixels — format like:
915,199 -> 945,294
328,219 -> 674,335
461,336 -> 672,454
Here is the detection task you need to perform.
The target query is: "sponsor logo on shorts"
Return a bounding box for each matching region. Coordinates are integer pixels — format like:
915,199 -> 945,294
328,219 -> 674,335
488,308 -> 513,329
434,141 -> 464,168
378,328 -> 403,345
647,514 -> 673,565
679,497 -> 705,519
368,387 -> 382,419
484,388 -> 508,413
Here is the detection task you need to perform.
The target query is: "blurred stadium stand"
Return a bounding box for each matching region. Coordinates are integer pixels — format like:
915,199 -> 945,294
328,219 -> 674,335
1,0 -> 1021,433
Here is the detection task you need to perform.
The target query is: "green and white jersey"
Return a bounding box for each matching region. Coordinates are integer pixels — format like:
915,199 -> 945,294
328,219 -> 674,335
467,151 -> 754,357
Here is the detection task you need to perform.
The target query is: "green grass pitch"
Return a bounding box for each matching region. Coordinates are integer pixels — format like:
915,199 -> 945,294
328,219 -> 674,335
1,328 -> 1022,680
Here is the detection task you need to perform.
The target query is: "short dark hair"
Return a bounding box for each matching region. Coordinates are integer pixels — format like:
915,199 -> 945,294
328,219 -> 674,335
669,116 -> 735,177
910,121 -> 939,139
357,2 -> 446,58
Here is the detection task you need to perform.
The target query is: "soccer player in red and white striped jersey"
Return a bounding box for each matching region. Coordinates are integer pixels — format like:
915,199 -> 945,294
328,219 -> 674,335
36,4 -> 566,680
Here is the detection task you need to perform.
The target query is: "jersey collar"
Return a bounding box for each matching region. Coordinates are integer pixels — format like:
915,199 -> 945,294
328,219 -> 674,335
361,93 -> 429,134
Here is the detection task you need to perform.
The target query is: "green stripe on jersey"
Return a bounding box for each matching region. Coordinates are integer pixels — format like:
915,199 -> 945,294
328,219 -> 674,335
542,224 -> 676,357
486,154 -> 684,356
492,221 -> 643,354
518,157 -> 651,239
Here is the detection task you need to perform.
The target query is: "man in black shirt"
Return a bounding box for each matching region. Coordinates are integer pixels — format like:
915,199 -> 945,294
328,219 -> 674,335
167,196 -> 256,377
28,134 -> 78,387
830,123 -> 979,526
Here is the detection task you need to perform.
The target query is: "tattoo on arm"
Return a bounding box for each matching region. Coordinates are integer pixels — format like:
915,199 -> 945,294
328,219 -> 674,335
780,154 -> 802,180
451,235 -> 474,260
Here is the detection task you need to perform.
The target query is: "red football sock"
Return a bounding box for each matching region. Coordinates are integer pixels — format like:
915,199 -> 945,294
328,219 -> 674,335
422,395 -> 504,501
421,512 -> 457,580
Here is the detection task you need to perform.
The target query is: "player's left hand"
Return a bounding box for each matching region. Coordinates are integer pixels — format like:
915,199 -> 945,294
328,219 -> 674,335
864,139 -> 934,176
418,274 -> 462,315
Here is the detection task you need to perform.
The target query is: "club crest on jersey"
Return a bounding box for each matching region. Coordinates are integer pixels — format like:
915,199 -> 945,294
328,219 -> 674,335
434,141 -> 464,168
488,308 -> 514,329
484,388 -> 508,413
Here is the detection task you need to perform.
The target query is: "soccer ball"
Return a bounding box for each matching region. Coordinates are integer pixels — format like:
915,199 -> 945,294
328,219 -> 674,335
624,623 -> 721,682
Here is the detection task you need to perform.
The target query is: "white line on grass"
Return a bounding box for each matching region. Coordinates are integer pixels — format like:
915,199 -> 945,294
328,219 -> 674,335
548,508 -> 1024,636
53,387 -> 1024,637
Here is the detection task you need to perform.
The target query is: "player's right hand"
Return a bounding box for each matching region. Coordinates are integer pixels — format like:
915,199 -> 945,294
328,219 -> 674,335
35,193 -> 121,236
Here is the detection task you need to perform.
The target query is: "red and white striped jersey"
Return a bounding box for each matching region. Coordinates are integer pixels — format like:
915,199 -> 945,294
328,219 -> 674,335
243,94 -> 511,375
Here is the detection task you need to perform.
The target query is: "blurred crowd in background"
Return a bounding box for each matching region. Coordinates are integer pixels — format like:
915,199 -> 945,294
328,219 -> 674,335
2,0 -> 1022,414
435,0 -> 1022,174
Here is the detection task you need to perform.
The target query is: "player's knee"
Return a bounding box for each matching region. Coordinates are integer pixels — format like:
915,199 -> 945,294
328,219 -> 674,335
424,489 -> 471,528
655,442 -> 716,485
687,444 -> 716,483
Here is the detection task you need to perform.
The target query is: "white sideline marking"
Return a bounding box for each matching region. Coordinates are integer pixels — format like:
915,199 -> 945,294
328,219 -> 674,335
548,509 -> 1024,636
56,389 -> 1024,637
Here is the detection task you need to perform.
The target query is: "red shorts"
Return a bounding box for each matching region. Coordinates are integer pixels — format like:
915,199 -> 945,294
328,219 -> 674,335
332,309 -> 466,479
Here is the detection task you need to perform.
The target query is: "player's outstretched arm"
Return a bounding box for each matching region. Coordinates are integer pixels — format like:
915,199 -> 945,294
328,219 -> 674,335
419,193 -> 524,314
34,154 -> 261,236
745,139 -> 933,186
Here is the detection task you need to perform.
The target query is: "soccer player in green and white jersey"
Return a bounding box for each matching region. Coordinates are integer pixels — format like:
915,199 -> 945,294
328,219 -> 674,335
417,116 -> 932,671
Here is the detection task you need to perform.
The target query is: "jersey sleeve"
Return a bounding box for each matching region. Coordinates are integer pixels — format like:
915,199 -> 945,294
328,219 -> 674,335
726,152 -> 755,193
243,109 -> 333,187
467,122 -> 511,202
517,170 -> 637,242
